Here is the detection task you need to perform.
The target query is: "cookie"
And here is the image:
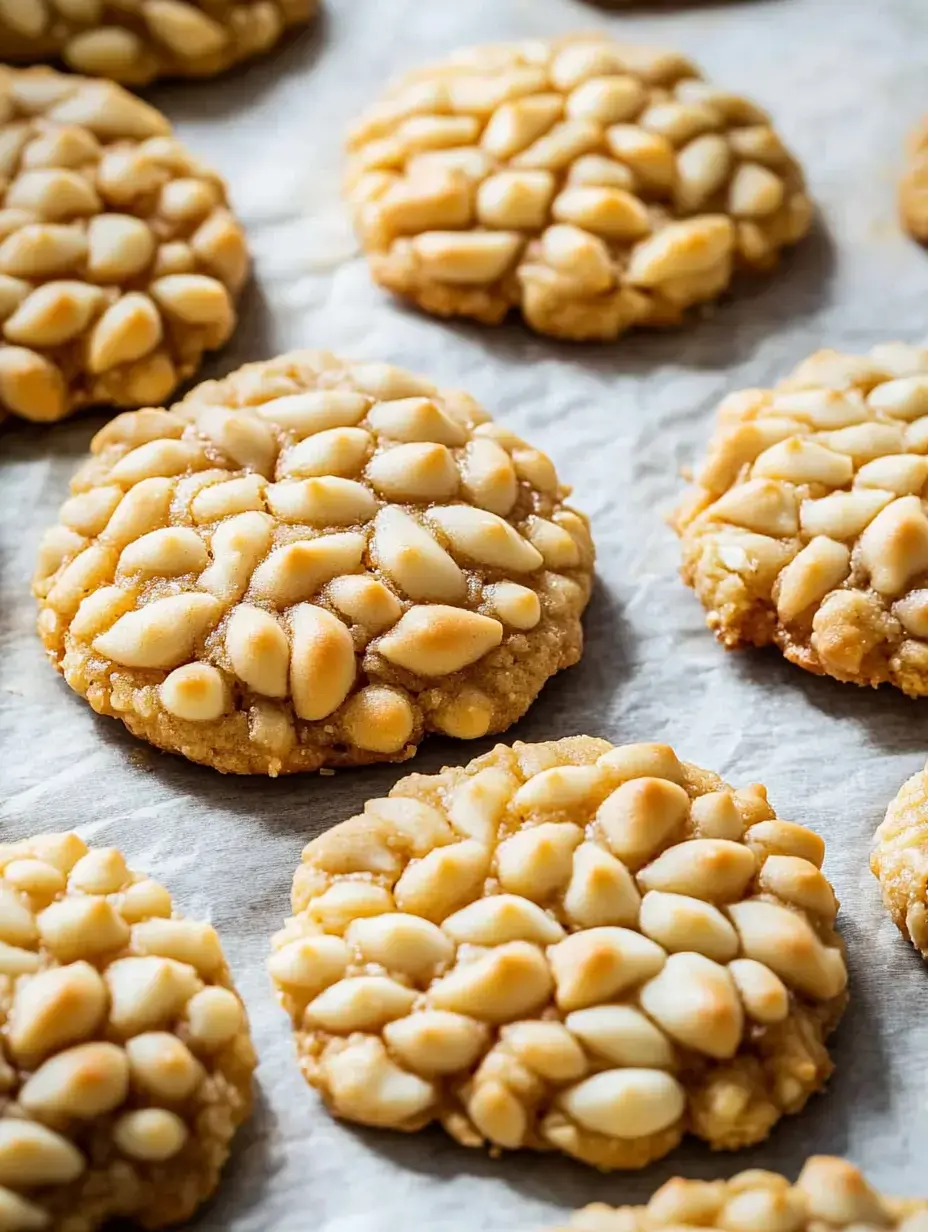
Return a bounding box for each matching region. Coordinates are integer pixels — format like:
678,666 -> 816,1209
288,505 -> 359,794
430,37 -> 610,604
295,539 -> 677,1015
0,66 -> 248,424
345,34 -> 811,342
900,119 -> 928,243
33,351 -> 593,775
0,0 -> 315,86
872,764 -> 928,958
0,831 -> 255,1230
269,736 -> 846,1169
551,1157 -> 927,1232
675,343 -> 928,695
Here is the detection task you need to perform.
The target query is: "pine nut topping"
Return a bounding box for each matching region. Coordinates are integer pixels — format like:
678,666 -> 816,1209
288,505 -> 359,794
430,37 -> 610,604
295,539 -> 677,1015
0,66 -> 249,423
676,343 -> 928,696
35,351 -> 592,774
346,35 -> 808,342
550,1158 -> 912,1232
0,832 -> 255,1227
271,735 -> 846,1168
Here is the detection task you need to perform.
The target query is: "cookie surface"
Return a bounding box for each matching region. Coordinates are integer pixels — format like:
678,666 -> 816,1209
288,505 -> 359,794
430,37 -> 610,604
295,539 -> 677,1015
270,736 -> 846,1169
0,0 -> 315,86
675,343 -> 928,695
346,34 -> 811,342
551,1157 -> 927,1232
872,765 -> 928,958
0,66 -> 247,424
0,831 -> 255,1230
33,351 -> 593,775
900,118 -> 928,243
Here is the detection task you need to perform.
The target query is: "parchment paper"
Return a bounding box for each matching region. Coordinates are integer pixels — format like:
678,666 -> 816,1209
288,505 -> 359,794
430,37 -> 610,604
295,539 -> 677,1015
4,0 -> 928,1227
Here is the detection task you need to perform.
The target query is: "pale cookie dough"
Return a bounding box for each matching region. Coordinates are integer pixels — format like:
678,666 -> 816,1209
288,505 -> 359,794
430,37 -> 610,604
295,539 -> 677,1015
550,1157 -> 928,1232
900,118 -> 928,243
270,736 -> 847,1169
675,343 -> 928,695
0,0 -> 316,86
0,831 -> 255,1231
872,764 -> 928,958
345,34 -> 811,342
0,66 -> 248,424
33,351 -> 594,775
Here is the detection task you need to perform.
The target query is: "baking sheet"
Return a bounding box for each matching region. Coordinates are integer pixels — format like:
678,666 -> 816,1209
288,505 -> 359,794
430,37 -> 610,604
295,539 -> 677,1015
3,0 -> 928,1227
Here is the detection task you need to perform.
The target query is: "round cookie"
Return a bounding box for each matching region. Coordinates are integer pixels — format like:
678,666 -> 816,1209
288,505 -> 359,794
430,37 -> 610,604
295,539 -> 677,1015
550,1157 -> 927,1232
900,118 -> 928,244
0,830 -> 255,1230
675,343 -> 928,695
33,350 -> 594,775
345,34 -> 811,342
872,764 -> 928,958
269,736 -> 847,1169
0,0 -> 316,86
0,66 -> 248,424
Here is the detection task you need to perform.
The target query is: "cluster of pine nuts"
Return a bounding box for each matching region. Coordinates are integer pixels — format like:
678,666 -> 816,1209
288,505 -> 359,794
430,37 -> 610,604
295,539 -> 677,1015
32,350 -> 594,774
345,34 -> 811,341
550,1157 -> 928,1232
0,0 -> 315,85
0,830 -> 255,1231
675,343 -> 928,696
0,66 -> 248,423
270,735 -> 847,1169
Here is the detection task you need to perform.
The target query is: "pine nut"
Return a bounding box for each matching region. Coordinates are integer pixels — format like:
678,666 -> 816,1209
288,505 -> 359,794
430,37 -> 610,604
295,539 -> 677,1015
125,1032 -> 203,1100
383,1011 -> 487,1075
132,918 -> 223,973
105,955 -> 201,1035
322,1037 -> 435,1126
289,603 -> 356,720
341,686 -> 414,753
460,438 -> 518,515
565,1005 -> 674,1069
306,976 -> 417,1033
19,1043 -> 129,1119
427,505 -> 544,572
596,778 -> 690,868
367,397 -> 468,446
394,840 -> 489,922
559,1069 -> 685,1139
184,986 -> 244,1049
372,507 -> 466,602
549,927 -> 666,1011
327,575 -> 403,631
728,958 -> 789,1025
0,1121 -> 85,1187
727,899 -> 847,999
429,941 -> 553,1022
347,913 -> 453,980
113,1108 -> 188,1162
225,604 -> 290,698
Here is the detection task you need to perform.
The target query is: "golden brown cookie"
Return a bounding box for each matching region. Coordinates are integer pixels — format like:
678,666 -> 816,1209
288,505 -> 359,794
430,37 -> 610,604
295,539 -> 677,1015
0,0 -> 315,85
550,1157 -> 927,1232
0,830 -> 255,1230
900,118 -> 928,243
872,763 -> 928,958
270,736 -> 847,1169
675,343 -> 928,695
0,66 -> 248,424
346,34 -> 811,342
33,351 -> 594,775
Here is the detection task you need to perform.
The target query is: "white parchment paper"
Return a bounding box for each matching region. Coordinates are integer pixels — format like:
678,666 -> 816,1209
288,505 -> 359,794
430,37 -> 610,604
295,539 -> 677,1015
4,0 -> 928,1226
